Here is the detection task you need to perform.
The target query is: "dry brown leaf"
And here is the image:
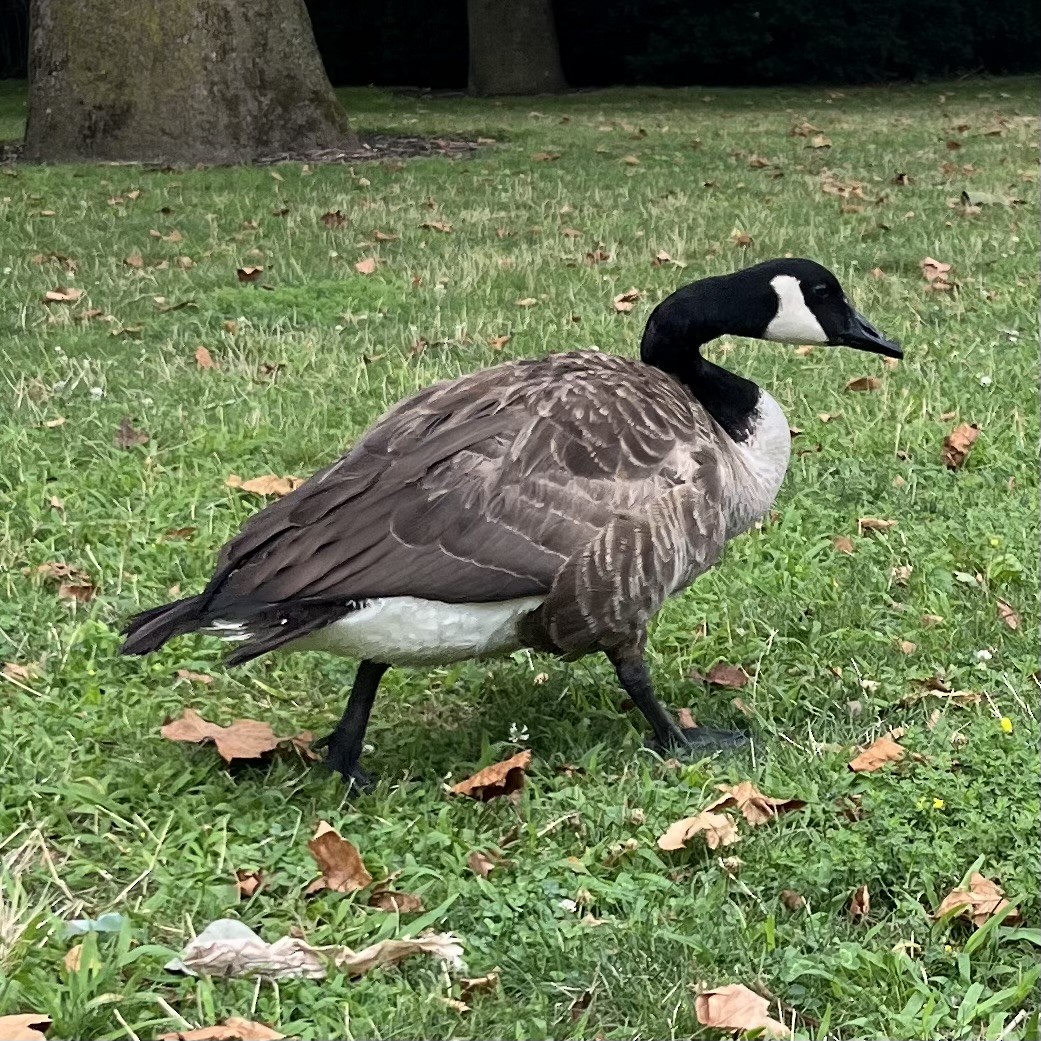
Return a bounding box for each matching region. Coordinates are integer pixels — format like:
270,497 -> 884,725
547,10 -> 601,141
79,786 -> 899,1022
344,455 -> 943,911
858,517 -> 897,534
942,423 -> 979,470
43,286 -> 83,303
177,255 -> 195,269
487,335 -> 510,350
175,669 -> 213,685
731,697 -> 755,718
236,870 -> 263,898
306,821 -> 373,895
996,599 -> 1019,631
849,883 -> 870,920
195,346 -> 217,370
374,229 -> 398,241
236,266 -> 264,284
42,416 -> 67,428
451,749 -> 532,801
161,708 -> 282,762
676,707 -> 696,729
657,810 -> 740,851
460,971 -> 500,996
3,661 -> 41,683
730,229 -> 753,247
320,210 -> 346,228
225,474 -> 304,497
780,889 -> 806,910
58,578 -> 96,602
845,375 -> 881,392
832,535 -> 855,555
705,781 -> 805,827
164,526 -> 197,541
870,266 -> 886,279
585,248 -> 611,265
354,257 -> 377,275
159,1018 -> 283,1041
920,256 -> 952,282
467,850 -> 499,878
0,1015 -> 52,1041
515,297 -> 538,307
612,288 -> 642,313
419,219 -> 453,233
531,151 -> 561,162
790,121 -> 819,137
849,733 -> 905,772
114,416 -> 149,449
934,872 -> 1020,928
810,133 -> 832,148
369,887 -> 424,913
623,154 -> 640,165
794,345 -> 815,356
124,252 -> 144,269
694,984 -> 790,1038
898,640 -> 917,655
688,662 -> 749,689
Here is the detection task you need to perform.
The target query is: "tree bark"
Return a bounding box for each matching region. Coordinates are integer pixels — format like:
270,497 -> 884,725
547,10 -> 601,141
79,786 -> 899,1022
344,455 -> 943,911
23,0 -> 354,164
468,0 -> 566,96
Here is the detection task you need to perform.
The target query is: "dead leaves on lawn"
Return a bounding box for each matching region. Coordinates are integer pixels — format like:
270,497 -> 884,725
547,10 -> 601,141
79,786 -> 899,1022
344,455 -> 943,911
0,1015 -> 52,1041
848,731 -> 905,772
450,749 -> 531,801
705,781 -> 806,827
225,474 -> 304,497
942,422 -> 980,469
657,810 -> 740,851
934,872 -> 1020,928
30,561 -> 97,603
158,1018 -> 283,1041
694,984 -> 791,1038
306,821 -> 373,895
160,708 -> 315,764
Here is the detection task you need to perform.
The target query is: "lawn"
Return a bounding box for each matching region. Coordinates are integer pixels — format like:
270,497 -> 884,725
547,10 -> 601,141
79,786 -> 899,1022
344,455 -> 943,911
1,76 -> 1039,1041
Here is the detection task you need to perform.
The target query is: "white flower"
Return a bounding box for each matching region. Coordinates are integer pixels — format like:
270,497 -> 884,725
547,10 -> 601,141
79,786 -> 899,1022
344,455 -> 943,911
974,649 -> 993,661
509,722 -> 529,743
978,374 -> 992,386
557,898 -> 578,913
89,386 -> 104,400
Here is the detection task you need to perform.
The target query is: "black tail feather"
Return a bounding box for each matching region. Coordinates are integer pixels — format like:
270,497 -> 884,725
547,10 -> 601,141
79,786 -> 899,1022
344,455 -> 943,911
120,594 -> 206,655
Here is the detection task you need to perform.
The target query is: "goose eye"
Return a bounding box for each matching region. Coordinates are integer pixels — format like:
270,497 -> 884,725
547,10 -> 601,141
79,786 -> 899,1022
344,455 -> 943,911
811,283 -> 831,299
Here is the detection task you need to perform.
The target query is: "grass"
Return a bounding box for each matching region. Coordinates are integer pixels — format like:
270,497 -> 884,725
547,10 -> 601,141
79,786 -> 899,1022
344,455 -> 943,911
0,76 -> 1039,1040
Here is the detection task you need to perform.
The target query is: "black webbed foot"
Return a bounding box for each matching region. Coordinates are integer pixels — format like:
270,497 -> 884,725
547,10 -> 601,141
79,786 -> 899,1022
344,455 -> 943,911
314,730 -> 375,791
645,724 -> 750,758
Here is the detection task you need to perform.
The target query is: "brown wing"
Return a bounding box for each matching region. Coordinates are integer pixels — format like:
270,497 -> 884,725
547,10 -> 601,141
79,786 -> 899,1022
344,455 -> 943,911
202,351 -> 720,616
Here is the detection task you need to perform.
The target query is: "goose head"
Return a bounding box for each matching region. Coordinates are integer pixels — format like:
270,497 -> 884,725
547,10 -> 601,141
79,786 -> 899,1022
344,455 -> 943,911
641,257 -> 902,366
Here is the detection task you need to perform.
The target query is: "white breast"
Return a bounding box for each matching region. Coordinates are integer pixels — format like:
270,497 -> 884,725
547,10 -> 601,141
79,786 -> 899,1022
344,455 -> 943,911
721,389 -> 792,537
292,595 -> 547,667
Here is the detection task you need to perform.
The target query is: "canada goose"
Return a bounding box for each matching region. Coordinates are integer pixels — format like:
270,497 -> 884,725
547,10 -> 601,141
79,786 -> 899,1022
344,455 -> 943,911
122,258 -> 900,788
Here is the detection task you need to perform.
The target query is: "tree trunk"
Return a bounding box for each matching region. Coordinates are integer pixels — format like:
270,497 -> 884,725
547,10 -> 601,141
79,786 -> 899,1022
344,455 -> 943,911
468,0 -> 566,96
23,0 -> 354,164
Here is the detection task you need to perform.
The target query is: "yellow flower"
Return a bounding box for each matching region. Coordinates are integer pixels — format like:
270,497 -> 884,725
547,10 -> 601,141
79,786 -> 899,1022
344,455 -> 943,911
932,798 -> 945,810
1000,716 -> 1013,734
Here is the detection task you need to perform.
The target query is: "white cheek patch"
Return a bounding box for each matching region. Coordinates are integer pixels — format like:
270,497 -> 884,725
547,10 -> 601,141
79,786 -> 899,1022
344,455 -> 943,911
764,274 -> 828,344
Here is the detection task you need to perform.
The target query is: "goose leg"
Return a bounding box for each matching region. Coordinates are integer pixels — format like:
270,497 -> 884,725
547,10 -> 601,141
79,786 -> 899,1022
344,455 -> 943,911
315,659 -> 388,789
612,655 -> 749,756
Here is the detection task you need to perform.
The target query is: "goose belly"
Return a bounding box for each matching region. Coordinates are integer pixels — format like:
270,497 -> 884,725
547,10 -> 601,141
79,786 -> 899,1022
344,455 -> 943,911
294,595 -> 547,667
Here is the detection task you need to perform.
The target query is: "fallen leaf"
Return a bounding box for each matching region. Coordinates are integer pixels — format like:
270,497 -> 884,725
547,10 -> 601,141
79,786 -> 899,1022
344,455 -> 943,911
487,335 -> 510,350
996,599 -> 1019,631
3,661 -> 41,682
688,662 -> 749,689
731,697 -> 755,718
354,257 -> 377,275
451,749 -> 532,801
43,416 -> 67,428
942,423 -> 980,470
460,971 -> 500,996
730,229 -> 753,247
515,297 -> 538,307
176,255 -> 195,269
164,527 -> 197,541
780,889 -> 806,909
858,517 -> 897,534
849,733 -> 905,772
891,564 -> 913,585
585,248 -> 611,265
849,883 -> 870,920
165,919 -> 462,980
175,669 -> 213,684
790,121 -> 819,137
373,229 -> 398,241
440,997 -> 470,1014
161,708 -> 282,762
114,416 -> 149,449
236,266 -> 264,284
845,376 -> 881,392
467,850 -> 498,878
531,151 -> 561,162
306,821 -> 373,895
898,640 -> 917,655
158,1017 -> 284,1041
705,781 -> 805,827
124,251 -> 144,269
870,266 -> 886,279
810,133 -> 832,148
920,256 -> 952,282
369,887 -> 424,913
677,707 -> 696,729
58,579 -> 96,602
43,286 -> 83,303
694,984 -> 790,1038
832,535 -> 855,555
818,411 -> 842,422
236,870 -> 263,898
195,346 -> 217,369
225,474 -> 304,497
320,210 -> 346,228
612,288 -> 642,313
794,345 -> 814,356
0,1015 -> 52,1041
419,219 -> 452,233
657,810 -> 740,851
747,154 -> 771,169
934,872 -> 1020,928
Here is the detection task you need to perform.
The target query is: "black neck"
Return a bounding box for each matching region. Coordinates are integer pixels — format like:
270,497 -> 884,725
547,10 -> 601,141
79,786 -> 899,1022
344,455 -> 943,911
640,307 -> 761,443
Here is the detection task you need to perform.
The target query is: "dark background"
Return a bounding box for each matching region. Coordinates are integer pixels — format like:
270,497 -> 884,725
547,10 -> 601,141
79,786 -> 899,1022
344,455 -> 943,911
1,0 -> 1038,85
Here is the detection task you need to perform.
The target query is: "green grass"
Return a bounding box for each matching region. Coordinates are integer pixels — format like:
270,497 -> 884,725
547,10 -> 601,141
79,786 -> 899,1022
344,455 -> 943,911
1,78 -> 1039,1040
